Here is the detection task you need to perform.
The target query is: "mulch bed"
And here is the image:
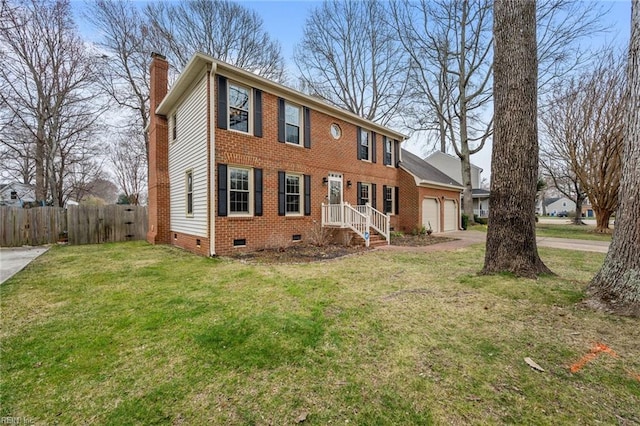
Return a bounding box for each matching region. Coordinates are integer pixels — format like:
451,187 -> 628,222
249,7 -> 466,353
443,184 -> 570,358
228,234 -> 458,264
390,234 -> 457,247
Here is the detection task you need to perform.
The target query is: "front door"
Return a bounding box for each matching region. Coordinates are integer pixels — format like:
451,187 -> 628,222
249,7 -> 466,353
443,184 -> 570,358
327,173 -> 343,223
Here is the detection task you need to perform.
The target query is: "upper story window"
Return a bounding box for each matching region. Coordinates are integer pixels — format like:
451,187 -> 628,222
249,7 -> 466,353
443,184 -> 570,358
278,98 -> 310,148
285,173 -> 302,215
10,191 -> 18,200
360,129 -> 370,161
384,137 -> 393,166
172,113 -> 177,141
229,83 -> 250,133
186,170 -> 193,216
229,166 -> 252,215
285,103 -> 301,145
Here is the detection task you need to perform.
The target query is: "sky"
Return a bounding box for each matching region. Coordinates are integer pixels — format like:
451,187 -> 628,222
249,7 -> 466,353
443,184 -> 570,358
77,0 -> 633,181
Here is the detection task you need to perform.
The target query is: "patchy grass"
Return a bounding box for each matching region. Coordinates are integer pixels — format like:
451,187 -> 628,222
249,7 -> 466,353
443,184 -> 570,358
469,223 -> 612,242
1,241 -> 639,425
535,223 -> 613,241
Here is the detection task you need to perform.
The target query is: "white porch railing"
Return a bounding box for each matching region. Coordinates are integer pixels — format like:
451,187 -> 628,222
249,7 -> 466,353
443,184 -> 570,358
355,204 -> 390,244
473,209 -> 489,218
322,202 -> 390,246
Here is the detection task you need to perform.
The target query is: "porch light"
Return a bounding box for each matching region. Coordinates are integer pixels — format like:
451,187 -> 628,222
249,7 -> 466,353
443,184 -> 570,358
347,180 -> 352,188
322,177 -> 328,185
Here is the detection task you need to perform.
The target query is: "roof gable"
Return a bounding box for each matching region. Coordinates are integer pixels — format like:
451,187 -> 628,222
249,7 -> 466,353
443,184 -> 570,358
400,149 -> 463,189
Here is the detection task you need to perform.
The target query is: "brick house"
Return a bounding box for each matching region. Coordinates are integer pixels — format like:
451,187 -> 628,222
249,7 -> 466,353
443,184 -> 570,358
398,150 -> 464,233
147,52 -> 461,256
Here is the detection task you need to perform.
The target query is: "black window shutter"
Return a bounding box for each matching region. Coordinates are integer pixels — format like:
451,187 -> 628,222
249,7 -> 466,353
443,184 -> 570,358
304,174 -> 311,215
394,140 -> 400,167
372,183 -> 377,209
278,171 -> 285,215
371,132 -> 377,163
278,98 -> 285,143
357,182 -> 363,205
218,164 -> 228,216
303,107 -> 311,149
217,76 -> 227,130
254,168 -> 263,216
254,89 -> 263,138
383,185 -> 388,213
357,126 -> 362,160
395,186 -> 400,215
383,137 -> 390,165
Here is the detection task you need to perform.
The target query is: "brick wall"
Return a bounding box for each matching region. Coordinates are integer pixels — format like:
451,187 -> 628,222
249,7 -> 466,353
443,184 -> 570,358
147,53 -> 171,245
398,169 -> 461,233
213,88 -> 401,255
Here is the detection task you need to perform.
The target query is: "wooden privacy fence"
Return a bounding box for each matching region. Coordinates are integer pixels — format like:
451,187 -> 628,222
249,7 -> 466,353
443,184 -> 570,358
0,205 -> 148,247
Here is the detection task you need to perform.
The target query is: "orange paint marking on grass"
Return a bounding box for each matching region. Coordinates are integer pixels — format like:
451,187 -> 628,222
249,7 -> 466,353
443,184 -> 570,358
570,343 -> 618,373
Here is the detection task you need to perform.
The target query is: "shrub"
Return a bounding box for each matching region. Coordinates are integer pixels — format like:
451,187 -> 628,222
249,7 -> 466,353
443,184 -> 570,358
461,214 -> 469,230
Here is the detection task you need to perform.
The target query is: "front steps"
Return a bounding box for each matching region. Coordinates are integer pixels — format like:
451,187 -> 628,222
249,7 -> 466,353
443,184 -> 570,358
348,231 -> 388,248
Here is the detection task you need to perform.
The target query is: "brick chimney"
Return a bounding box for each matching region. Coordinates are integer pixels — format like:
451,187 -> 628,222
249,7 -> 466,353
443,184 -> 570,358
147,52 -> 171,245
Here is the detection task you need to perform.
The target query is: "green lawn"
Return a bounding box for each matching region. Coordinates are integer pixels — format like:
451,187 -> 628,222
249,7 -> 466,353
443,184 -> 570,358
1,242 -> 638,424
468,223 -> 613,242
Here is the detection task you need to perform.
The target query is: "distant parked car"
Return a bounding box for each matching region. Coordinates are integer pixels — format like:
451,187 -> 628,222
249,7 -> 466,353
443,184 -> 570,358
557,211 -> 568,217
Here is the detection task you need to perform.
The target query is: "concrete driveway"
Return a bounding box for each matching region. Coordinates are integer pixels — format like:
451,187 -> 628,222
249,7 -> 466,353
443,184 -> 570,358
0,246 -> 50,285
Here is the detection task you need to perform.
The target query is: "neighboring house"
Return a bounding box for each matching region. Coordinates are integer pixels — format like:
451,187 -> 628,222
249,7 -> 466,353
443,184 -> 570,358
398,149 -> 463,233
147,52 -> 412,256
537,197 -> 576,216
581,200 -> 595,218
0,182 -> 36,207
423,151 -> 489,217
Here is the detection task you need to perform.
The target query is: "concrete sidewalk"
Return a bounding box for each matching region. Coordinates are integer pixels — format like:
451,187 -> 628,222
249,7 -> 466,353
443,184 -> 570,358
0,246 -> 50,285
378,230 -> 610,254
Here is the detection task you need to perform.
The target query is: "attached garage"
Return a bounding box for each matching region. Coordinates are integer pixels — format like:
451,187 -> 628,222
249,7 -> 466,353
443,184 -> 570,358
443,199 -> 458,231
422,198 -> 440,232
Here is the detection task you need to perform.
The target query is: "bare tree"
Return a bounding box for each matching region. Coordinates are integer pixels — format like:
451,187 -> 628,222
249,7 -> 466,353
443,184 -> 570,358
482,0 -> 551,278
146,0 -> 285,81
391,0 -> 608,224
539,145 -> 587,225
294,0 -> 409,125
391,0 -> 493,223
109,126 -> 147,205
85,0 -> 153,156
0,0 -> 106,206
540,52 -> 625,232
588,1 -> 640,317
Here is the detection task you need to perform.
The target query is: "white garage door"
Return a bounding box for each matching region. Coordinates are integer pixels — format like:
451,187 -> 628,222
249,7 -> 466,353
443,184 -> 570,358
444,200 -> 458,231
422,198 -> 439,232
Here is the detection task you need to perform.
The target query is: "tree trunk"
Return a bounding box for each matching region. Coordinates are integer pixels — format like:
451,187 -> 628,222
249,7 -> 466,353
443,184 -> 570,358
593,207 -> 612,232
573,194 -> 585,225
482,0 -> 552,278
588,2 -> 640,317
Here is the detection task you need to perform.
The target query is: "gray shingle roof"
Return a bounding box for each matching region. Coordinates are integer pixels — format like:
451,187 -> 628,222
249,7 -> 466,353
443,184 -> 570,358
400,149 -> 463,188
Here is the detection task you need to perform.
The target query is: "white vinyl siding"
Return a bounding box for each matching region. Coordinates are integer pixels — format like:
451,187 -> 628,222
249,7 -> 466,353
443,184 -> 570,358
169,74 -> 208,237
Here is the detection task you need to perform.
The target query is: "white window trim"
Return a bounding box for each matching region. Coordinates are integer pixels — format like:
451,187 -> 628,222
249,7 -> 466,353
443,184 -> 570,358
384,138 -> 394,167
385,186 -> 395,216
185,169 -> 194,217
285,101 -> 304,147
228,166 -> 253,217
228,82 -> 252,135
360,129 -> 371,162
285,172 -> 303,216
359,182 -> 371,205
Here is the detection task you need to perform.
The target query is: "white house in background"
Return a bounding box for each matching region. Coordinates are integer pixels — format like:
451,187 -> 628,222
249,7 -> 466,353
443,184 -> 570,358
536,196 -> 576,216
0,182 -> 35,207
423,151 -> 489,217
